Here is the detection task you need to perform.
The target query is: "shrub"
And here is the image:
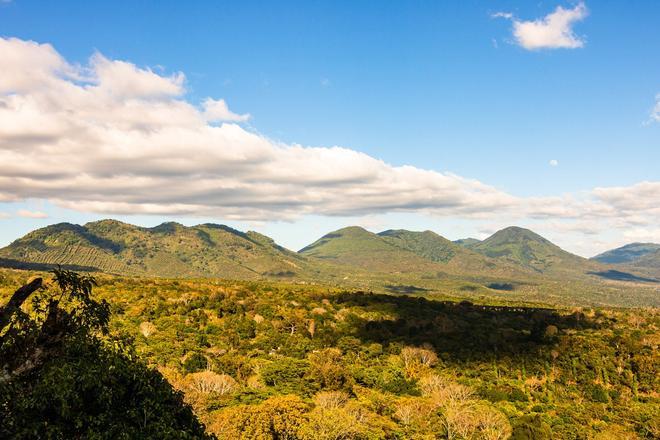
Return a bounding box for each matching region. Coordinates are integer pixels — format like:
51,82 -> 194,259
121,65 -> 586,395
511,415 -> 552,440
183,352 -> 208,373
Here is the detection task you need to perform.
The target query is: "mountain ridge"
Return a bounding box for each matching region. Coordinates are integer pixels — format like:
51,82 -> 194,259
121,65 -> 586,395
592,242 -> 660,264
2,221 -> 657,289
0,220 -> 312,279
591,243 -> 660,280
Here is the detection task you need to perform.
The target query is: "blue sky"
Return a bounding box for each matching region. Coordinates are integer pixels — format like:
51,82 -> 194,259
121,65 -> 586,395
0,1 -> 659,256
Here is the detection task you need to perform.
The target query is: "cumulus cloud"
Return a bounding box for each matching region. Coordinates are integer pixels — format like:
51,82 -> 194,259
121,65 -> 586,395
591,182 -> 660,218
549,159 -> 559,166
495,2 -> 588,50
203,98 -> 250,122
0,37 -> 517,221
17,209 -> 49,219
623,227 -> 660,243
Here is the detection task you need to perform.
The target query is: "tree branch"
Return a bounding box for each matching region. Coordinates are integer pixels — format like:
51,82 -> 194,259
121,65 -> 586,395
0,278 -> 43,331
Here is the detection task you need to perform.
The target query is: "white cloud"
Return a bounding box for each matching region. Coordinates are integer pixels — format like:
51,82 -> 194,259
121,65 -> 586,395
622,227 -> 660,243
17,209 -> 48,219
492,12 -> 513,20
591,181 -> 660,217
651,94 -> 660,123
549,159 -> 559,166
202,98 -> 250,122
495,2 -> 588,50
0,37 -> 516,221
91,53 -> 185,98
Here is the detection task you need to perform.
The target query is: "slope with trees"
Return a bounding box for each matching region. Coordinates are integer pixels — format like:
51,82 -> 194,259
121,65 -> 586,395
3,268 -> 655,439
0,268 -> 212,439
0,220 -> 316,280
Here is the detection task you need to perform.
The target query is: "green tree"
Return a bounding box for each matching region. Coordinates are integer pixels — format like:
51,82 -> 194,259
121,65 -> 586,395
0,269 -> 213,439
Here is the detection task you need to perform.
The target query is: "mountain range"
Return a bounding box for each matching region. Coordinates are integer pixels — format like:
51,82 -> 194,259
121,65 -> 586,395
1,220 -> 658,289
0,220 -> 315,279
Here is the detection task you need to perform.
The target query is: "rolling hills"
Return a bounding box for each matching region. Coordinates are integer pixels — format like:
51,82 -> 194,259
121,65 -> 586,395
1,220 -> 658,307
298,226 -> 528,278
0,220 -> 315,279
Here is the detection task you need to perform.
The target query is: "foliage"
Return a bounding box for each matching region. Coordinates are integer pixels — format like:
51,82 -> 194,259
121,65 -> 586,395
510,415 -> 552,440
1,269 -> 658,439
0,269 -> 212,439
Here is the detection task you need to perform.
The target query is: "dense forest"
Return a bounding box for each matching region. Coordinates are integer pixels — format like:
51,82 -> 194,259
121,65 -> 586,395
1,269 -> 657,439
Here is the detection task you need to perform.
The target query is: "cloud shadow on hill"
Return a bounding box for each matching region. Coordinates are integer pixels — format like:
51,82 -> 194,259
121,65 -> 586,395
588,270 -> 658,283
333,291 -> 596,361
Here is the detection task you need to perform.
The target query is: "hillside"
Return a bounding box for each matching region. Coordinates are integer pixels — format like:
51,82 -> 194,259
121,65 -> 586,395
634,248 -> 660,267
377,229 -> 529,277
0,220 -> 314,279
299,226 -> 440,273
378,229 -> 462,263
622,248 -> 660,279
3,221 -> 658,306
592,242 -> 660,264
299,227 -> 531,279
469,226 -> 598,275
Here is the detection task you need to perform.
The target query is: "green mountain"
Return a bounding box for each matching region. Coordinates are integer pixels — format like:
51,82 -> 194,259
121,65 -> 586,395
453,238 -> 481,248
0,220 -> 312,279
588,243 -> 660,281
592,242 -> 660,264
299,226 -> 528,278
377,229 -> 525,276
469,226 -> 594,274
299,226 -> 439,273
5,221 -> 656,290
378,229 -> 459,263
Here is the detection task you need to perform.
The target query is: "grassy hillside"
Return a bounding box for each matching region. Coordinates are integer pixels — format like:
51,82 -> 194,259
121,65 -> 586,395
592,243 -> 660,264
591,244 -> 660,280
378,229 -> 531,278
299,226 -> 529,279
470,226 -> 599,275
0,220 -> 315,280
378,229 -> 459,263
626,249 -> 660,279
299,226 -> 441,273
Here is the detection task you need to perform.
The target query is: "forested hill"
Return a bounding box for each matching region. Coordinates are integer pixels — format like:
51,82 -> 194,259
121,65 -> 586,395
592,243 -> 660,264
592,243 -> 660,280
299,227 -> 531,278
0,220 -> 315,279
467,226 -> 602,276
